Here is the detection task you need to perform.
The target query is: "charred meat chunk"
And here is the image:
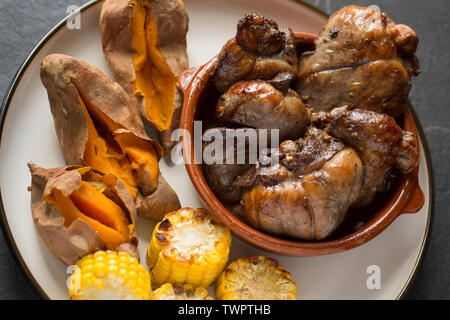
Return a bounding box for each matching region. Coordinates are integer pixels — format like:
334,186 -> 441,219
295,5 -> 420,118
312,108 -> 420,207
212,13 -> 298,93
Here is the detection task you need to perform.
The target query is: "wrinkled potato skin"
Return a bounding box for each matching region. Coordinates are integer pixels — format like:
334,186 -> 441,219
40,53 -> 162,163
40,54 -> 180,220
99,0 -> 189,153
28,163 -> 138,265
136,174 -> 181,221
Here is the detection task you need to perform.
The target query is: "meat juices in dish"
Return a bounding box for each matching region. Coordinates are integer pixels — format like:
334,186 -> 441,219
212,13 -> 298,93
313,108 -> 419,207
295,5 -> 420,118
238,128 -> 363,240
216,81 -> 310,141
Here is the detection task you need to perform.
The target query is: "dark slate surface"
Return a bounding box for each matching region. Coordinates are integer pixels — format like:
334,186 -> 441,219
0,0 -> 448,300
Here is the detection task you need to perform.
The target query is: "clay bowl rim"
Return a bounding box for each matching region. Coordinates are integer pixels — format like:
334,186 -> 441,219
179,31 -> 425,257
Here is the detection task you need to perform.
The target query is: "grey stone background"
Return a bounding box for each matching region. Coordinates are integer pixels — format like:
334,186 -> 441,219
0,0 -> 448,299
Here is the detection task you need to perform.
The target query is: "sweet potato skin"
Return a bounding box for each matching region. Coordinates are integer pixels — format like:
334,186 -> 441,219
136,174 -> 181,221
99,0 -> 189,153
28,163 -> 138,265
40,53 -> 162,164
40,54 -> 181,220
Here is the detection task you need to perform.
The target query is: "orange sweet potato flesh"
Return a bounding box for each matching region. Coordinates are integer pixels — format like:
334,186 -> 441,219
80,96 -> 137,198
114,132 -> 159,192
44,189 -> 126,249
78,90 -> 159,198
131,0 -> 178,132
70,181 -> 131,239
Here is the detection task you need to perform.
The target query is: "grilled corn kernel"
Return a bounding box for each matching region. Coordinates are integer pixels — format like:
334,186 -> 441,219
68,250 -> 151,300
150,283 -> 213,300
147,207 -> 231,288
216,256 -> 297,300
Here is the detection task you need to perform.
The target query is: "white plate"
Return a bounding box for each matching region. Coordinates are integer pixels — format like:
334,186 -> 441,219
0,0 -> 432,300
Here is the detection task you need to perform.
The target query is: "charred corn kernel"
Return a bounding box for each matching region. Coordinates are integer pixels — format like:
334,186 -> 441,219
69,250 -> 151,300
150,283 -> 213,300
216,256 -> 297,300
147,208 -> 231,288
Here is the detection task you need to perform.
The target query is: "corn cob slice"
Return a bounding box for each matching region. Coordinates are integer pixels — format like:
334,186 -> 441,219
147,207 -> 231,288
150,283 -> 213,300
216,256 -> 297,300
68,250 -> 151,300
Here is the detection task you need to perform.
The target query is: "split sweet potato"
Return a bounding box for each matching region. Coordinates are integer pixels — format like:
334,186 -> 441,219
100,0 -> 189,154
28,164 -> 138,265
40,54 -> 181,221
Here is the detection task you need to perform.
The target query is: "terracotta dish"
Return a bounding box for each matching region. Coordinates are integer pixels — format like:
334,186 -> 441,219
179,32 -> 424,256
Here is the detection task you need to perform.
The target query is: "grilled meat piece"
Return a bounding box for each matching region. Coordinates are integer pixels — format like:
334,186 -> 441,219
202,128 -> 257,204
280,127 -> 344,174
266,72 -> 295,94
239,128 -> 362,240
236,13 -> 284,55
235,127 -> 344,188
216,81 -> 310,141
212,14 -> 298,93
295,5 -> 420,118
242,148 -> 363,240
312,108 -> 420,207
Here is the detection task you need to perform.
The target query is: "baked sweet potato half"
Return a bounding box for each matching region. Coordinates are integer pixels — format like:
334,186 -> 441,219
28,164 -> 139,265
40,54 -> 181,221
99,0 -> 189,154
